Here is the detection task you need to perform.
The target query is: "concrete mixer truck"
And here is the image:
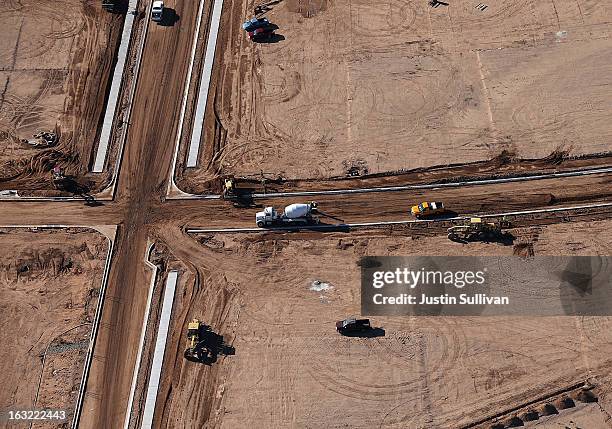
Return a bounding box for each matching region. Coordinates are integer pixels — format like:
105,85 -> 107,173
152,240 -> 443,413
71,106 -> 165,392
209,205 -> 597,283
256,202 -> 319,228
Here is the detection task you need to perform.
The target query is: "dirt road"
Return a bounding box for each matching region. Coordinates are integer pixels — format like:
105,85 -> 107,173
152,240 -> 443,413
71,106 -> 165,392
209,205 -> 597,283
76,0 -> 204,427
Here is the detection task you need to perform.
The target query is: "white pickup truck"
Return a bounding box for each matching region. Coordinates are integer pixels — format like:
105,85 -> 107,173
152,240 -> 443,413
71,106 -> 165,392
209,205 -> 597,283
151,1 -> 164,22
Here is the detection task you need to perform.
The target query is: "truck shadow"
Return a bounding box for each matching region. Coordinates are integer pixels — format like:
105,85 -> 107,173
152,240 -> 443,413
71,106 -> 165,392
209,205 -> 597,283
418,210 -> 459,220
341,327 -> 386,338
257,223 -> 352,233
294,223 -> 351,233
159,8 -> 180,26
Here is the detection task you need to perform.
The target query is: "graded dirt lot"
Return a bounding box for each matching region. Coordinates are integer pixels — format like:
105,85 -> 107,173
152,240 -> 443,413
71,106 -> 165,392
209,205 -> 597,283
145,218 -> 612,428
178,0 -> 612,192
0,1 -> 122,193
0,228 -> 108,427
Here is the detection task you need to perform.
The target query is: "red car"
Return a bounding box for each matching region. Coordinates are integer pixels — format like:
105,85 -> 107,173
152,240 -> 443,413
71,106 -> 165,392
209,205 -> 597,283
249,27 -> 275,41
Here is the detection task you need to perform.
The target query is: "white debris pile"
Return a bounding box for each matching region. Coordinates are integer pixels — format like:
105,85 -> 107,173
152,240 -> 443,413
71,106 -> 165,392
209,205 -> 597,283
310,280 -> 333,292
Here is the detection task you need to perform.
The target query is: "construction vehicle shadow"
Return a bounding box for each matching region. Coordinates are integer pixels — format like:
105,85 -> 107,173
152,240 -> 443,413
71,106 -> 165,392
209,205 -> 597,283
55,176 -> 103,206
232,196 -> 261,208
254,0 -> 285,16
159,8 -> 180,26
342,327 -> 386,338
429,0 -> 449,7
254,33 -> 285,44
185,324 -> 235,365
448,232 -> 515,246
226,190 -> 262,208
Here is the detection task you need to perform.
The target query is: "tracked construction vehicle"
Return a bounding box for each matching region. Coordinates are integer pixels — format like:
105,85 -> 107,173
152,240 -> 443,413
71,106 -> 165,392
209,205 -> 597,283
447,217 -> 511,242
256,202 -> 319,228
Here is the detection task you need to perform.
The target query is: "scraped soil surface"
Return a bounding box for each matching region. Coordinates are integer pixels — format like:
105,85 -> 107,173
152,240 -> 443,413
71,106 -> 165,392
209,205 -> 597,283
179,0 -> 612,192
0,1 -> 123,194
0,228 -> 108,427
149,219 -> 612,428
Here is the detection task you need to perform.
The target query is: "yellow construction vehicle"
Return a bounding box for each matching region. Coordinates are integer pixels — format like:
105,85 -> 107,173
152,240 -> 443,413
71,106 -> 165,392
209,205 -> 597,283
221,176 -> 256,207
184,319 -> 202,361
447,217 -> 511,242
222,177 -> 236,199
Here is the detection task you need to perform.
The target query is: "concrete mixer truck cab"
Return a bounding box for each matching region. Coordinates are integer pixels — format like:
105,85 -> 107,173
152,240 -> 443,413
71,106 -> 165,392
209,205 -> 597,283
256,202 -> 319,228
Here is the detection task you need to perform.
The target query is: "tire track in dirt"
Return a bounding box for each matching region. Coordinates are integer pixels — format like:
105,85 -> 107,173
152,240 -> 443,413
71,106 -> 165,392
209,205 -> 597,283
348,0 -> 419,42
452,0 -> 534,31
302,318 -> 467,410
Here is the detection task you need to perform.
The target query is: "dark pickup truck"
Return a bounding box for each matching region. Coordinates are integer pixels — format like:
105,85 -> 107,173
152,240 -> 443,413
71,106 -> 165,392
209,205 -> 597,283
336,318 -> 371,335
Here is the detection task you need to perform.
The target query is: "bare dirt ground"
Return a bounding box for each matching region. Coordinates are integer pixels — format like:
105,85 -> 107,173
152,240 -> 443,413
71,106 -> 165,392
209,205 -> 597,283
0,1 -> 123,194
0,228 -> 108,427
145,218 -> 612,428
177,0 -> 612,193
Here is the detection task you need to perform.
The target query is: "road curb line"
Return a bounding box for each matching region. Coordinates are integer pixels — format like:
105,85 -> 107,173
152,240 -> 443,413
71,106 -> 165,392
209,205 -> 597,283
162,166 -> 612,200
185,202 -> 612,234
123,242 -> 158,429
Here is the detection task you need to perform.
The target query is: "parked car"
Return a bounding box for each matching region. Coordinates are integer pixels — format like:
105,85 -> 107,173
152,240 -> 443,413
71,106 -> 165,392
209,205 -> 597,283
242,17 -> 270,32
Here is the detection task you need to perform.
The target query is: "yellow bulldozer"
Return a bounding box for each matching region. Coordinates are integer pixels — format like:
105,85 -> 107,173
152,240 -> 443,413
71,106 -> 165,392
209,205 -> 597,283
184,319 -> 205,361
447,217 -> 511,242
